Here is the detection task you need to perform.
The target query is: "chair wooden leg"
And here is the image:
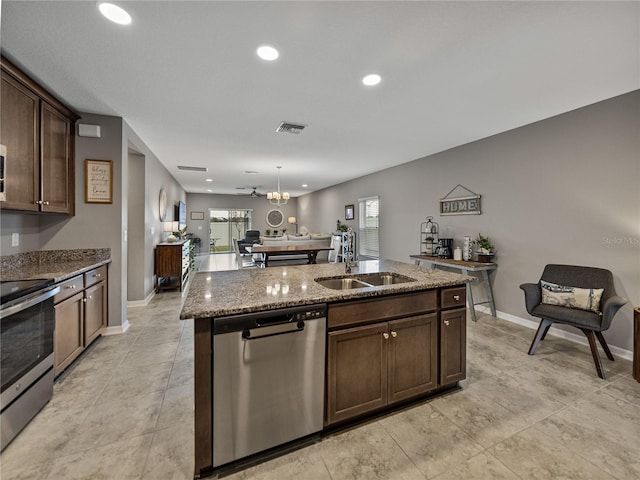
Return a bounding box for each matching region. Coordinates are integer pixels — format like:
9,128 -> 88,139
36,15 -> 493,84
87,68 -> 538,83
595,331 -> 615,361
529,319 -> 552,355
540,322 -> 552,341
582,329 -> 606,379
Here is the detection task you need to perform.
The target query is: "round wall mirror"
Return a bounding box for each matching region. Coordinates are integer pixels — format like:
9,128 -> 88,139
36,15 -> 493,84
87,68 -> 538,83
266,209 -> 284,228
159,187 -> 168,221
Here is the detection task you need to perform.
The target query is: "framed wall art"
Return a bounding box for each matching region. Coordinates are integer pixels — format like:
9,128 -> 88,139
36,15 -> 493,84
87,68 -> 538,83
85,159 -> 113,204
345,204 -> 355,220
191,211 -> 205,220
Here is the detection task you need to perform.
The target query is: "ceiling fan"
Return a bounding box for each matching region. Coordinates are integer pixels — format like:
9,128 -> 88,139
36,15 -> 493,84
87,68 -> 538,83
236,186 -> 264,197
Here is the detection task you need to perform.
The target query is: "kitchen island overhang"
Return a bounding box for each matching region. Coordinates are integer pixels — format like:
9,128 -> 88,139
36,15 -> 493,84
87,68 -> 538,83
181,260 -> 472,479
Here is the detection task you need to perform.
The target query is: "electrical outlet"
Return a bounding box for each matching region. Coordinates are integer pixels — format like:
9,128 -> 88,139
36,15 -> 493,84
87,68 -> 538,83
11,233 -> 19,247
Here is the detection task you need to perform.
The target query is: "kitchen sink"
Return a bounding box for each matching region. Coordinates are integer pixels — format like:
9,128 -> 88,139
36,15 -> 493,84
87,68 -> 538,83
315,272 -> 416,290
315,277 -> 372,290
355,273 -> 415,286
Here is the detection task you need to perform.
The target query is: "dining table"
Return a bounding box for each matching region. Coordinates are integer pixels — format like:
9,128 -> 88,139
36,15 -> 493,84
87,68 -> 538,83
250,244 -> 334,267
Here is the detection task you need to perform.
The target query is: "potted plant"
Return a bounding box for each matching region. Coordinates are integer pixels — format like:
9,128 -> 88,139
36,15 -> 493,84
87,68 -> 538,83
475,233 -> 495,262
265,229 -> 271,236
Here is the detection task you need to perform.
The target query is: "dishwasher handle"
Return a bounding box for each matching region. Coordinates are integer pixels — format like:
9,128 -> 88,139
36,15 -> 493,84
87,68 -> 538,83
242,321 -> 305,340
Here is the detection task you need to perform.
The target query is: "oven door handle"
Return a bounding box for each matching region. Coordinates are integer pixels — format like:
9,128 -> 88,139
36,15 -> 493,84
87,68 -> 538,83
0,286 -> 60,319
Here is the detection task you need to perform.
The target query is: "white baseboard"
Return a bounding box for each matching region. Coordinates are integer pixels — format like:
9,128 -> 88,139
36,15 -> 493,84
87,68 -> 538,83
475,306 -> 633,362
104,318 -> 130,336
127,290 -> 155,308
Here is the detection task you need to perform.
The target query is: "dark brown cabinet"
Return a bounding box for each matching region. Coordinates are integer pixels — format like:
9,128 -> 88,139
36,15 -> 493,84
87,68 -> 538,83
327,322 -> 389,424
326,291 -> 441,426
155,240 -> 190,292
326,287 -> 466,426
388,314 -> 438,403
0,56 -> 77,215
54,291 -> 84,375
53,265 -> 108,375
440,287 -> 467,386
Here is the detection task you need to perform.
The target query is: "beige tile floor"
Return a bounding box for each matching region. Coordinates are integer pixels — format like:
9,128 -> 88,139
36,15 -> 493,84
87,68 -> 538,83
1,253 -> 639,479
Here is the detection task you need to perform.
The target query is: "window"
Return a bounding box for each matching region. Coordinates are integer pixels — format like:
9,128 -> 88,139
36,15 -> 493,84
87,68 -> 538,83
358,196 -> 379,259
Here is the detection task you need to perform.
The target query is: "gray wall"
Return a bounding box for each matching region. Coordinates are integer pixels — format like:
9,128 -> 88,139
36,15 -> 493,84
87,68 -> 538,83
124,122 -> 185,302
127,151 -> 145,301
39,113 -> 126,329
185,193 -> 299,244
299,90 -> 640,353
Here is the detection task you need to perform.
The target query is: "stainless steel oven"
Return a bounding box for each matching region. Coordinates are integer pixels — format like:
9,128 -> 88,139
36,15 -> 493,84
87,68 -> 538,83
0,279 -> 59,451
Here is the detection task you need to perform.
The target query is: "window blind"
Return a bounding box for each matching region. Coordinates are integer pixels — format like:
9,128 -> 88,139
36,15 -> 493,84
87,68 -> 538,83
358,196 -> 379,259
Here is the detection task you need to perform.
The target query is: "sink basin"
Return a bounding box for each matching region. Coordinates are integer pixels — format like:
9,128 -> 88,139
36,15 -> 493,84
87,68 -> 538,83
315,277 -> 372,290
315,272 -> 416,290
355,273 -> 415,286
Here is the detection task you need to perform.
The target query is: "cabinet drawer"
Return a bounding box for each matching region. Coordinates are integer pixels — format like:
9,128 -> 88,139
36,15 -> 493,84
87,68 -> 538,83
54,275 -> 84,304
329,291 -> 437,329
441,286 -> 466,309
84,265 -> 107,288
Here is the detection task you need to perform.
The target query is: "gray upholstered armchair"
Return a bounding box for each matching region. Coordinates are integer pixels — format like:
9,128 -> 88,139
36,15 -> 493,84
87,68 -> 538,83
520,264 -> 627,379
237,230 -> 261,254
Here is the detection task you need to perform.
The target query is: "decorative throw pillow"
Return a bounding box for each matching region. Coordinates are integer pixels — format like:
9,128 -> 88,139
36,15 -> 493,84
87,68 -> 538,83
288,235 -> 310,241
540,280 -> 604,313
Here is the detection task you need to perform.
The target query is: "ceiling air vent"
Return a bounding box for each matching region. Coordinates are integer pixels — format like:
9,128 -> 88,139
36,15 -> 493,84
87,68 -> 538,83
177,165 -> 208,172
276,121 -> 307,134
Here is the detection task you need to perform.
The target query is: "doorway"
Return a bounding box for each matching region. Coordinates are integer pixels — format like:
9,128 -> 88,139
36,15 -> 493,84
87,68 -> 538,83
209,209 -> 252,253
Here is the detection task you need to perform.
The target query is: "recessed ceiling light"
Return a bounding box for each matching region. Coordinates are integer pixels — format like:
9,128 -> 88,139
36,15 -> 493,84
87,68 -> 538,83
362,74 -> 381,86
302,184 -> 308,188
207,189 -> 213,193
205,178 -> 213,182
98,3 -> 132,25
244,170 -> 259,174
257,45 -> 279,61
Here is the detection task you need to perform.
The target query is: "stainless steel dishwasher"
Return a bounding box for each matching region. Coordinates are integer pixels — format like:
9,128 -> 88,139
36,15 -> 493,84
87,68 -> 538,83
212,303 -> 326,468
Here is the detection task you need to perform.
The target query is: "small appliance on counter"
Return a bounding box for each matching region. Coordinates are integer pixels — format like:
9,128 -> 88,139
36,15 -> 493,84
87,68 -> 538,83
436,238 -> 454,259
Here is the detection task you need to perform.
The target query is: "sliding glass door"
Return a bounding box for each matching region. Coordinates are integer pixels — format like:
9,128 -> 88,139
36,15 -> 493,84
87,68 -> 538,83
209,209 -> 252,252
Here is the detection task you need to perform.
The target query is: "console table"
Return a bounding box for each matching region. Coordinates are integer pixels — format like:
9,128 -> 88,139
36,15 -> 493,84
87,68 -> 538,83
155,240 -> 190,292
410,255 -> 497,322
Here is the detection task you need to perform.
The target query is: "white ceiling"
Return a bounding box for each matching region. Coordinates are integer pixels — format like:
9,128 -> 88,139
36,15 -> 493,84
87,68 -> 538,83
1,1 -> 638,197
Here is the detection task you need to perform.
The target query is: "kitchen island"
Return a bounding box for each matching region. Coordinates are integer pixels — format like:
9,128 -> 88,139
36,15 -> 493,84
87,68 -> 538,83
181,259 -> 471,478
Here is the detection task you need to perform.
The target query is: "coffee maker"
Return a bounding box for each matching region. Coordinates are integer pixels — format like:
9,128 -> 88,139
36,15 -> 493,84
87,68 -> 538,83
436,238 -> 454,259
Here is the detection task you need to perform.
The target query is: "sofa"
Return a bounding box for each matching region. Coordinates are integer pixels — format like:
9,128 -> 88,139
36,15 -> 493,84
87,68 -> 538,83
260,234 -> 333,263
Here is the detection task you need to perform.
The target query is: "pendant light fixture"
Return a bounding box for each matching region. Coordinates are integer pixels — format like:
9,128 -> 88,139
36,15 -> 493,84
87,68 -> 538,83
266,166 -> 289,207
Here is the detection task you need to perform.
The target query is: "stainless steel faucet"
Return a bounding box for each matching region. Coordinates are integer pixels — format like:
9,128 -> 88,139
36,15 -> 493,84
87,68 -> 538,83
345,227 -> 354,273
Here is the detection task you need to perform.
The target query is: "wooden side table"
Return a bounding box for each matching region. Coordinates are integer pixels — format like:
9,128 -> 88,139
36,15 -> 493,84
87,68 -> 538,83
634,307 -> 640,382
410,255 -> 497,322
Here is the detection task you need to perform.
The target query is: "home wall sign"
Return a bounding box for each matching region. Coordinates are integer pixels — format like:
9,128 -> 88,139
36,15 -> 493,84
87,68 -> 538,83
440,184 -> 481,216
85,159 -> 113,204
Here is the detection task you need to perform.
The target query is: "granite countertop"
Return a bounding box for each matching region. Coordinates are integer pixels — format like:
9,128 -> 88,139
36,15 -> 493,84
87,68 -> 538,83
1,249 -> 111,283
181,259 -> 473,320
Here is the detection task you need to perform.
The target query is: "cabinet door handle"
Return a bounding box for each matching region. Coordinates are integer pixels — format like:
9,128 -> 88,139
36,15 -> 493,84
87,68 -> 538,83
382,332 -> 390,340
453,295 -> 460,301
35,200 -> 42,205
444,320 -> 450,326
67,285 -> 76,290
83,298 -> 87,303
94,273 -> 101,278
390,331 -> 397,338
44,201 -> 50,205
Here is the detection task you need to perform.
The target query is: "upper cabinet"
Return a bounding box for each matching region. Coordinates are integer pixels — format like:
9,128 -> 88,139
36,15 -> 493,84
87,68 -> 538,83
0,56 -> 79,215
